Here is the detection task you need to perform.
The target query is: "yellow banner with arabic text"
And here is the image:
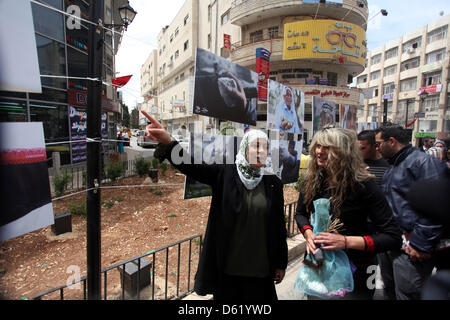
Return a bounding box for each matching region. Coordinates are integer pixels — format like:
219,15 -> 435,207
283,20 -> 366,66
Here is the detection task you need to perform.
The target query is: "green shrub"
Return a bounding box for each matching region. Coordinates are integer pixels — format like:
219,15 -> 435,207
151,158 -> 159,169
134,157 -> 151,177
105,160 -> 125,182
160,161 -> 168,176
53,169 -> 73,197
68,199 -> 86,217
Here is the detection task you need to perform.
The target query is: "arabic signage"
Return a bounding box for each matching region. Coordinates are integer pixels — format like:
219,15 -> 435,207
224,34 -> 231,50
69,106 -> 87,163
304,89 -> 351,98
283,19 -> 366,67
256,48 -> 271,102
417,84 -> 442,95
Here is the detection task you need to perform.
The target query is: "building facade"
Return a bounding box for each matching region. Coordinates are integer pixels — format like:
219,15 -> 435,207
356,14 -> 450,143
140,0 -> 369,140
0,0 -> 127,165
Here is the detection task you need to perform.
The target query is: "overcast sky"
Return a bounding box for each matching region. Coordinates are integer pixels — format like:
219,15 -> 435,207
116,0 -> 450,109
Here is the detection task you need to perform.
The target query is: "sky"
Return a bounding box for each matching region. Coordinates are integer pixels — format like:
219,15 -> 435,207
116,0 -> 450,109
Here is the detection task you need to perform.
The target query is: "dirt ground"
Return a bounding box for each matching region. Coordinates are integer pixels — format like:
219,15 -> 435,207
0,167 -> 299,300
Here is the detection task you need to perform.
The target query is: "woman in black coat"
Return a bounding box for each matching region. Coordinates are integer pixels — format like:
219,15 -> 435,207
295,127 -> 402,300
142,111 -> 288,300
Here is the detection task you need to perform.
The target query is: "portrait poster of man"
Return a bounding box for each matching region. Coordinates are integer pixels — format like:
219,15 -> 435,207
267,80 -> 304,135
312,96 -> 336,134
183,132 -> 242,199
193,47 -> 258,126
0,122 -> 54,241
272,139 -> 303,184
340,105 -> 357,130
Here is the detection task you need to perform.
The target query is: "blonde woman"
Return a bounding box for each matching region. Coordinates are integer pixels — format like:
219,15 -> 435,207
295,127 -> 402,300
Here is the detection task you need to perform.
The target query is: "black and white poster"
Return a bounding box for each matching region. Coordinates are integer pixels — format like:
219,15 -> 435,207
0,122 -> 54,241
193,47 -> 258,126
271,139 -> 303,184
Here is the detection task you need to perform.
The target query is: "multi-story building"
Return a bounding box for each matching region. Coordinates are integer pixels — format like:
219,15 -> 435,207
356,14 -> 450,143
141,0 -> 369,141
0,0 -> 127,165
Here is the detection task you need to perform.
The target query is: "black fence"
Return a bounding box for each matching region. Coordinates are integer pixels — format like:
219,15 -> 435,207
32,201 -> 300,300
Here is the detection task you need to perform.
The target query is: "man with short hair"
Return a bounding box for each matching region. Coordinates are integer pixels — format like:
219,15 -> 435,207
375,124 -> 447,300
421,137 -> 435,152
357,130 -> 389,186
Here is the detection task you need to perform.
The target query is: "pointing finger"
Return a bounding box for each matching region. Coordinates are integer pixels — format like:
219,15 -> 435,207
141,110 -> 162,128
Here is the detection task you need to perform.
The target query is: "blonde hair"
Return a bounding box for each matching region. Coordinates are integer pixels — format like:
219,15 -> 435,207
302,127 -> 373,217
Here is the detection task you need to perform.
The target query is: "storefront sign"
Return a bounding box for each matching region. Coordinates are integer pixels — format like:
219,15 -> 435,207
224,34 -> 231,50
304,89 -> 351,98
283,19 -> 366,67
69,106 -> 87,163
414,132 -> 436,138
256,48 -> 271,102
68,89 -> 88,107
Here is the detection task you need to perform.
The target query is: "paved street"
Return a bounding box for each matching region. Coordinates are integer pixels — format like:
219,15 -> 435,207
276,254 -> 306,300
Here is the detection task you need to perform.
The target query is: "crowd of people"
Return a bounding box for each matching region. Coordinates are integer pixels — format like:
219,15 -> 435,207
142,109 -> 449,301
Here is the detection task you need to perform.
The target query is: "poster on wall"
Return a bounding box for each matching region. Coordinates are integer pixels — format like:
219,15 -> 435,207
101,112 -> 109,153
272,139 -> 303,185
267,80 -> 305,135
183,133 -> 242,199
69,106 -> 87,163
193,47 -> 258,126
312,96 -> 336,134
0,0 -> 42,93
340,105 -> 358,130
0,122 -> 54,241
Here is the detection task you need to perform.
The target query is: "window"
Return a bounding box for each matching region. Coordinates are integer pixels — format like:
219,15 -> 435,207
67,46 -> 88,90
400,77 -> 417,92
36,34 -> 67,89
30,103 -> 69,142
369,87 -> 379,97
401,57 -> 420,71
180,73 -> 185,80
383,83 -> 395,95
221,10 -> 230,25
368,104 -> 377,117
208,4 -> 212,22
384,65 -> 397,77
175,27 -> 179,37
421,95 -> 440,112
268,26 -> 279,38
207,34 -> 211,49
427,25 -> 448,44
0,99 -> 27,122
370,70 -> 381,81
426,48 -> 446,64
184,40 -> 189,51
371,54 -> 381,65
170,34 -> 173,43
184,14 -> 189,25
31,1 -> 64,42
357,75 -> 367,84
250,30 -> 263,43
423,71 -> 442,86
175,50 -> 179,59
385,47 -> 398,60
402,37 -> 422,53
418,120 -> 438,132
327,72 -> 338,87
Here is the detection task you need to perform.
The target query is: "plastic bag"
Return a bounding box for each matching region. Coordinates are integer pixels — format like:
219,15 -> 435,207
294,198 -> 354,298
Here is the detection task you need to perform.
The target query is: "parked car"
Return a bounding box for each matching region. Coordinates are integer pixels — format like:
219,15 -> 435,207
137,130 -> 157,148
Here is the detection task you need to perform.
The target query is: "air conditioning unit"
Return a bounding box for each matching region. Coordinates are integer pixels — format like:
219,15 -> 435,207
408,48 -> 415,54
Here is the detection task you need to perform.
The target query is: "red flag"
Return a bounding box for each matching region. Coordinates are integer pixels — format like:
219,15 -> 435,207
406,118 -> 417,128
112,75 -> 132,88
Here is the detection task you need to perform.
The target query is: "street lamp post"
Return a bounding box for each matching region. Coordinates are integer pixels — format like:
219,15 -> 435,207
86,0 -> 136,300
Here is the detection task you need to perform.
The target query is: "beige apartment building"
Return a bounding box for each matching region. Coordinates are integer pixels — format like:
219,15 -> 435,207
141,0 -> 369,141
356,14 -> 450,143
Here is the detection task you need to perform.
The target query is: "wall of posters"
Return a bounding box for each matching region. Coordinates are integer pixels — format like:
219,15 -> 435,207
69,106 -> 87,163
0,122 -> 54,241
256,48 -> 271,102
340,105 -> 357,130
193,47 -> 258,126
267,80 -> 305,135
312,96 -> 336,134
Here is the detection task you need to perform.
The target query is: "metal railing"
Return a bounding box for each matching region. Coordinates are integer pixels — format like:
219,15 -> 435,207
33,234 -> 203,300
31,201 -> 300,300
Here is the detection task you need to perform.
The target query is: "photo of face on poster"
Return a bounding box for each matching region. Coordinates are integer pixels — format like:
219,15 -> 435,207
193,47 -> 258,126
184,132 -> 243,199
313,96 -> 336,133
271,139 -> 303,184
340,105 -> 357,130
267,80 -> 304,135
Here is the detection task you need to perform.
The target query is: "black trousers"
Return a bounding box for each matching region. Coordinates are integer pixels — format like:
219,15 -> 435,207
213,273 -> 278,301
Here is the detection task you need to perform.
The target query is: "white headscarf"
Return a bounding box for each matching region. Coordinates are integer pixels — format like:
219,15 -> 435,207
235,130 -> 272,190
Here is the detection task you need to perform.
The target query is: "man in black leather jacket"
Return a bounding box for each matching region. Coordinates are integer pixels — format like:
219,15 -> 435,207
375,124 -> 447,300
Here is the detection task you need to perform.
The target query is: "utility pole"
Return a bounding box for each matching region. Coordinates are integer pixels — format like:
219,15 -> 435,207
86,0 -> 104,300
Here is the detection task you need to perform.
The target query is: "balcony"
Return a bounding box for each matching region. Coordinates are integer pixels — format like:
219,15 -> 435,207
230,0 -> 368,27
